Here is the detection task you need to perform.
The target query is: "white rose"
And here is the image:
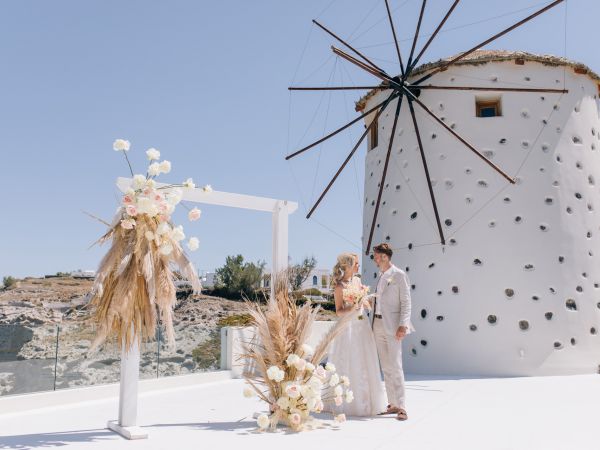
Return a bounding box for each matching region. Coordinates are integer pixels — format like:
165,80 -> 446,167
266,365 -> 284,382
305,362 -> 315,373
308,376 -> 322,391
145,231 -> 155,241
286,354 -> 300,366
145,178 -> 156,189
288,413 -> 301,426
170,225 -> 185,242
159,160 -> 171,174
136,197 -> 151,214
325,362 -> 336,372
156,222 -> 171,235
243,387 -> 255,398
345,390 -> 354,403
133,174 -> 146,189
202,184 -> 213,192
314,365 -> 326,379
329,373 -> 340,387
276,396 -> 290,410
113,139 -> 130,151
293,358 -> 306,372
334,385 -> 343,397
183,178 -> 195,189
306,397 -> 317,411
340,375 -> 350,387
146,148 -> 160,161
148,162 -> 160,177
334,396 -> 343,406
187,237 -> 199,251
120,218 -> 136,230
256,414 -> 270,430
159,243 -> 173,256
188,207 -> 201,221
301,344 -> 314,356
285,383 -> 301,399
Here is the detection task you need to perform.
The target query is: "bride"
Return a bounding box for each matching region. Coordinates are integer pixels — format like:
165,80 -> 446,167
327,253 -> 386,417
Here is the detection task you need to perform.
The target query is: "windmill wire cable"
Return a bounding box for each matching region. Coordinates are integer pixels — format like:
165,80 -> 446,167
311,57 -> 338,201
339,60 -> 365,210
354,0 -> 554,50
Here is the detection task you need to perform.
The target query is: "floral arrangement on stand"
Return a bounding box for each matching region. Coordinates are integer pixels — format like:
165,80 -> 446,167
88,138 -> 206,352
242,275 -> 356,432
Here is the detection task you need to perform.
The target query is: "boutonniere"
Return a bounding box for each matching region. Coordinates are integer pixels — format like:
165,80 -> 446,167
386,278 -> 395,286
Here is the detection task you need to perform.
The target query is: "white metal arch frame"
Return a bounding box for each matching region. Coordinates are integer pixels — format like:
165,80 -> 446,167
107,177 -> 298,439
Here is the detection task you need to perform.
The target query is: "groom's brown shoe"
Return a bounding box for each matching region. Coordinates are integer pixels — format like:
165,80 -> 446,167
378,405 -> 400,415
396,408 -> 408,421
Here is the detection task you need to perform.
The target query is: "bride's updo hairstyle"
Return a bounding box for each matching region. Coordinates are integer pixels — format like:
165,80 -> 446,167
331,253 -> 356,287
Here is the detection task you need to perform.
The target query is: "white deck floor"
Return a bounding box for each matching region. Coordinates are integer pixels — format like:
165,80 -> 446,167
0,372 -> 598,450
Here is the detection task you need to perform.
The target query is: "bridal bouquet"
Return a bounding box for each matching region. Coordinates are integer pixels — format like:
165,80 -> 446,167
242,275 -> 355,432
88,139 -> 205,351
342,283 -> 371,308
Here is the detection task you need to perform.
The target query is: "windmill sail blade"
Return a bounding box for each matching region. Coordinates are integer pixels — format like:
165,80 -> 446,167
384,0 -> 405,77
306,92 -> 398,218
404,87 -> 515,184
409,0 -> 461,72
332,46 -> 397,87
286,94 -> 393,160
313,19 -> 387,75
407,0 -> 428,69
416,85 -> 568,93
288,86 -> 388,91
366,95 -> 404,255
413,0 -> 565,85
407,97 -> 446,245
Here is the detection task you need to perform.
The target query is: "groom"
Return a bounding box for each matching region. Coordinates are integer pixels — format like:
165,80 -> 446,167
371,243 -> 414,421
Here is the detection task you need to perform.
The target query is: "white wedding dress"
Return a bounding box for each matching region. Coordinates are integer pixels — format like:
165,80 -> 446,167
327,276 -> 386,417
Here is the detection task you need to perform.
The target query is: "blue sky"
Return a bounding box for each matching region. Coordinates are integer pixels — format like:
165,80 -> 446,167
0,0 -> 597,279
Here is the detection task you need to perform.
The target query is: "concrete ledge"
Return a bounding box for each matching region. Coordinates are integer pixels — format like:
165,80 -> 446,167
0,370 -> 233,416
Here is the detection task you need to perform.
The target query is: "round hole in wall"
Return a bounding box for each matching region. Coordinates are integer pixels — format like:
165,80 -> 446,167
489,221 -> 496,228
473,258 -> 482,266
591,327 -> 597,335
469,324 -> 477,331
420,309 -> 427,319
410,211 -> 418,220
566,299 -> 577,311
572,136 -> 583,144
408,243 -> 413,250
411,348 -> 417,356
519,320 -> 529,331
465,196 -> 473,204
545,197 -> 554,205
566,207 -> 572,214
570,337 -> 577,346
576,161 -> 583,169
549,287 -> 556,294
499,138 -> 507,144
552,180 -> 560,187
444,219 -> 453,227
436,315 -> 444,321
539,224 -> 549,232
521,141 -> 530,148
558,256 -> 565,263
545,312 -> 553,320
575,192 -> 582,200
395,184 -> 401,190
556,155 -> 562,163
587,231 -> 592,239
449,238 -> 457,246
587,203 -> 593,212
589,175 -> 595,186
504,197 -> 511,203
541,143 -> 549,152
597,302 -> 600,309
514,216 -> 522,224
524,264 -> 535,271
576,286 -> 583,292
505,288 -> 515,298
437,290 -> 442,296
452,286 -> 459,294
420,340 -> 428,347
554,341 -> 563,349
478,180 -> 488,188
465,167 -> 472,174
488,315 -> 498,324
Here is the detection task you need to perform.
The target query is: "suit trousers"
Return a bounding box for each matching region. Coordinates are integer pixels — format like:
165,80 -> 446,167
373,318 -> 406,409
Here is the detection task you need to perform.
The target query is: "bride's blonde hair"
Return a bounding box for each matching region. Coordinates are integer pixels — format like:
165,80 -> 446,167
331,253 -> 357,287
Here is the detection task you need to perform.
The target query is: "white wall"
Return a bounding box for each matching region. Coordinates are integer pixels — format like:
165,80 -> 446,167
362,59 -> 600,376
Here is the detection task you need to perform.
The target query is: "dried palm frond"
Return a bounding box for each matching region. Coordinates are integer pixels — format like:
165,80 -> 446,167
88,212 -> 201,352
241,271 -> 353,407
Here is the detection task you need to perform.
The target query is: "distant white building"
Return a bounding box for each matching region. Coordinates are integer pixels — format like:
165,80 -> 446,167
261,268 -> 332,294
71,270 -> 95,279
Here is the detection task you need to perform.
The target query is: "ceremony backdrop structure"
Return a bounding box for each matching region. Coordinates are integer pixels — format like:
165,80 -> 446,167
108,177 -> 297,439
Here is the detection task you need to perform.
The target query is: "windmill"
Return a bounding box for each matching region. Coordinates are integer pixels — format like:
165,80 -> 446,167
286,0 -> 568,254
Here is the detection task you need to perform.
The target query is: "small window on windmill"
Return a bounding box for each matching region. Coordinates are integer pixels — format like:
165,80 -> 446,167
368,117 -> 379,150
476,95 -> 502,118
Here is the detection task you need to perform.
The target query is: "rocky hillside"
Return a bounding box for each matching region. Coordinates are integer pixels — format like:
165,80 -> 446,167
0,276 -> 334,396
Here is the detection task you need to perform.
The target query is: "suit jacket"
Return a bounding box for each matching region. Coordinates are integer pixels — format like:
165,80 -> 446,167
372,265 -> 415,336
